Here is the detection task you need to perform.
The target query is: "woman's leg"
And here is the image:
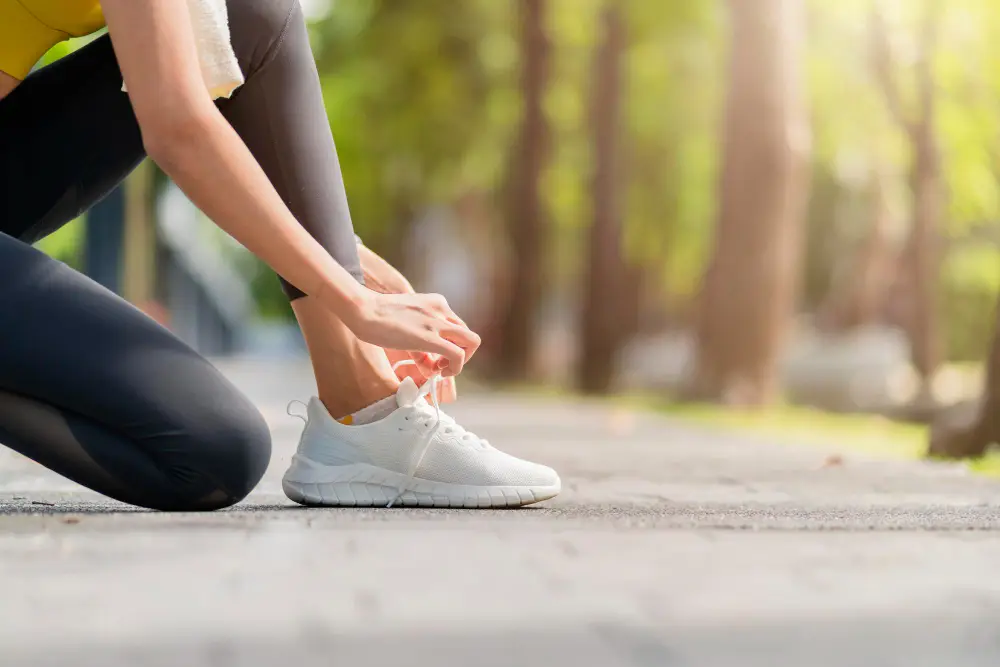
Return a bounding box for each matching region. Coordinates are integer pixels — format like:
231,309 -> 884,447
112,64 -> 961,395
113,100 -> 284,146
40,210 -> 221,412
0,34 -> 144,242
219,0 -> 400,418
0,37 -> 269,511
0,235 -> 271,511
1,1 -> 396,433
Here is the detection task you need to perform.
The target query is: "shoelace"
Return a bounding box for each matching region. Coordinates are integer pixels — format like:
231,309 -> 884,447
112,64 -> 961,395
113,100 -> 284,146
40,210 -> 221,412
386,359 -> 443,508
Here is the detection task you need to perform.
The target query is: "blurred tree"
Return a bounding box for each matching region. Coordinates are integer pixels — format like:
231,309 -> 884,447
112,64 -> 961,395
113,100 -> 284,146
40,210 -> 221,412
494,0 -> 552,379
800,1 -> 907,334
816,167 -> 898,331
686,0 -> 811,406
619,1 -> 721,310
919,0 -> 1000,365
122,161 -> 156,309
929,293 -> 1000,458
576,1 -> 643,393
616,1 -> 722,339
311,0 -> 505,268
871,0 -> 945,401
803,0 -> 1000,364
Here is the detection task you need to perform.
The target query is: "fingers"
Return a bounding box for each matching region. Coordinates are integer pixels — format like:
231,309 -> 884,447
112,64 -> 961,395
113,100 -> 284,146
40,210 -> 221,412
426,293 -> 451,315
394,351 -> 458,401
428,294 -> 471,330
385,349 -> 427,384
442,314 -> 477,362
409,351 -> 439,378
418,293 -> 480,367
384,292 -> 478,376
442,325 -> 481,365
420,336 -> 466,377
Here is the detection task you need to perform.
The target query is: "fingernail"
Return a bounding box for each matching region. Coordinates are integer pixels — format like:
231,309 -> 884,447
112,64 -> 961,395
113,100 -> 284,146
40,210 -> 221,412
437,359 -> 450,369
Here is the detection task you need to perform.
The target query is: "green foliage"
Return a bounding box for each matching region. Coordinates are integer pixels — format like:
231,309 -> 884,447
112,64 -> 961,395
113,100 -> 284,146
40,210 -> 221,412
35,219 -> 84,269
303,0 -> 722,299
805,0 -> 1000,237
621,1 -> 722,295
935,3 -> 1000,232
941,245 -> 1000,361
312,0 -> 512,247
25,0 -> 1000,357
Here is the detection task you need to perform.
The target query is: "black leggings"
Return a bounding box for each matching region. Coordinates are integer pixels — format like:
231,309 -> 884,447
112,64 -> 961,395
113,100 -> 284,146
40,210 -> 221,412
0,0 -> 362,510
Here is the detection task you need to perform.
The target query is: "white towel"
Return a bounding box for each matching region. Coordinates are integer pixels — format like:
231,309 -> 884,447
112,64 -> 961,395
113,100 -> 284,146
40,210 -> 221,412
123,0 -> 245,100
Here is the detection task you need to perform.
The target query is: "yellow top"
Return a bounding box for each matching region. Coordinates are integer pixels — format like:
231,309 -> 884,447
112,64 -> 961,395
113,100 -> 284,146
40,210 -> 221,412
0,1 -> 105,79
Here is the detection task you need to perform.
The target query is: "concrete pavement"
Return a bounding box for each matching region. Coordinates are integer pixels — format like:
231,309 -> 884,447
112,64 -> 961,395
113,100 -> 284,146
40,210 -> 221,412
3,359 -> 1000,666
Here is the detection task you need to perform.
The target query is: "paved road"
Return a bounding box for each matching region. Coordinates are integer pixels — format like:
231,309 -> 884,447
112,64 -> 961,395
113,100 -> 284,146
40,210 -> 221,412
3,359 -> 1000,666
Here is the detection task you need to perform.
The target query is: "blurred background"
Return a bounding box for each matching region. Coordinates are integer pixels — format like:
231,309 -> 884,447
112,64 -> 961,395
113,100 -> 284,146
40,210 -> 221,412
36,0 -> 1000,462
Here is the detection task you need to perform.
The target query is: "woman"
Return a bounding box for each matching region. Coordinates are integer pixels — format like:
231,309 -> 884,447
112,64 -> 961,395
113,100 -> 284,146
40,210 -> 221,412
0,0 -> 560,510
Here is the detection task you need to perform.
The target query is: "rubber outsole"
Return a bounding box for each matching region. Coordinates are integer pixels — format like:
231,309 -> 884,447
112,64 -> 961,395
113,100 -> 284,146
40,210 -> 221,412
282,461 -> 560,508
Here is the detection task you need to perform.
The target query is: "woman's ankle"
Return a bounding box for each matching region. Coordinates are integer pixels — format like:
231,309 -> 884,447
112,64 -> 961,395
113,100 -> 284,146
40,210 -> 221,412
319,373 -> 398,420
293,295 -> 400,418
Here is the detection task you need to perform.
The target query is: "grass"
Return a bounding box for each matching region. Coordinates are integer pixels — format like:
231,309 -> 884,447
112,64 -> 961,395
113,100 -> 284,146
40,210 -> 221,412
968,455 -> 1000,476
643,397 -> 1000,476
651,400 -> 927,457
498,374 -> 1000,475
506,381 -> 1000,476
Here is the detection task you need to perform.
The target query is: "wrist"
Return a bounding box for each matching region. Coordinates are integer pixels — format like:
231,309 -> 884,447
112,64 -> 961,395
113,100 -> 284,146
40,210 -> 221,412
357,244 -> 413,294
339,283 -> 374,326
363,270 -> 411,295
314,279 -> 371,324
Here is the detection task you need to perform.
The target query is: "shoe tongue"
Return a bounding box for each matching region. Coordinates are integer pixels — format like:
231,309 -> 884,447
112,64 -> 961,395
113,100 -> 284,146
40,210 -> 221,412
395,377 -> 421,408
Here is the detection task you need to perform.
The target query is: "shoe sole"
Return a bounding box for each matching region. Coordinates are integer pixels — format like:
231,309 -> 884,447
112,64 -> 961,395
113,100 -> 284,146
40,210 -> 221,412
282,461 -> 560,508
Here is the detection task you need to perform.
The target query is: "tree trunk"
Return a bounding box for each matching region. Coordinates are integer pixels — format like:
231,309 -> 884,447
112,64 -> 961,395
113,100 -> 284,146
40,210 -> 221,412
816,169 -> 897,331
686,0 -> 811,405
907,122 -> 943,395
905,0 -> 945,398
494,0 -> 551,380
928,291 -> 1000,458
871,0 -> 944,399
577,3 -> 628,394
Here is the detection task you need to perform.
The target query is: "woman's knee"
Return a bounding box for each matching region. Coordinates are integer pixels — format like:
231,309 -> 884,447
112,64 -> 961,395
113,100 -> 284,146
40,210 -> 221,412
216,409 -> 272,505
173,406 -> 272,511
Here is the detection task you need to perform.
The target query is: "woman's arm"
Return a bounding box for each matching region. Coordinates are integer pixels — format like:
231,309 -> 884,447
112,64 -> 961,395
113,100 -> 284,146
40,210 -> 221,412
101,0 -> 478,375
103,0 -> 362,314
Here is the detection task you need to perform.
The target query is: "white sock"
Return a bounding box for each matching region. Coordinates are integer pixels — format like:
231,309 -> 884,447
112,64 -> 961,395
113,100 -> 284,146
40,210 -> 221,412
337,394 -> 396,426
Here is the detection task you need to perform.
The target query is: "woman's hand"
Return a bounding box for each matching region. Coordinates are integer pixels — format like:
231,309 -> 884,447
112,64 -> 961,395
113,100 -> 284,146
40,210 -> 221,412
384,349 -> 459,403
343,290 -> 479,379
358,244 -> 460,399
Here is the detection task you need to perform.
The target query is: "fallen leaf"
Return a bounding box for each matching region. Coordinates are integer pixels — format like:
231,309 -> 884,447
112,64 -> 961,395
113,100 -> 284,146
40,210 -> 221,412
822,454 -> 845,468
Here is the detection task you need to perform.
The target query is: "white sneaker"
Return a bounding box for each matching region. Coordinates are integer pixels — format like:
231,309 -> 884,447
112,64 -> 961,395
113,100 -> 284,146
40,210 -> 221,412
281,376 -> 561,508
